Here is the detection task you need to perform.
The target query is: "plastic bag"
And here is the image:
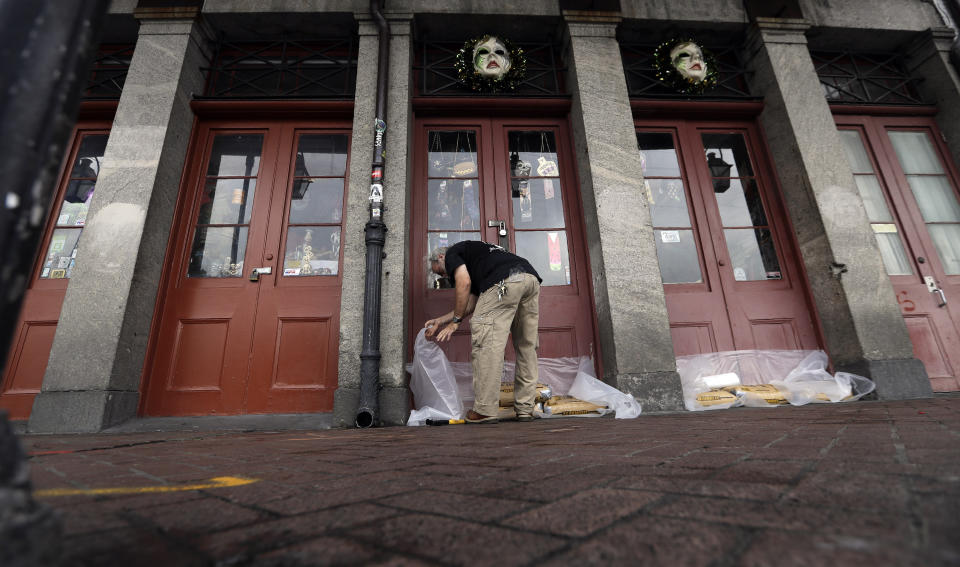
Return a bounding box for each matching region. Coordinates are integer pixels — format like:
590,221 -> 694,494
406,332 -> 640,423
774,350 -> 875,405
677,349 -> 875,411
567,357 -> 642,419
405,329 -> 463,425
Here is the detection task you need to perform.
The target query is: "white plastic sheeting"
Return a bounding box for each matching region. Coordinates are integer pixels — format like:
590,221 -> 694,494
677,349 -> 876,411
405,329 -> 641,425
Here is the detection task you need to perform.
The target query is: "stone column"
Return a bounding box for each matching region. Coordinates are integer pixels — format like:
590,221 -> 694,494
905,27 -> 960,168
333,12 -> 413,427
29,12 -> 212,432
564,15 -> 684,411
745,18 -> 931,399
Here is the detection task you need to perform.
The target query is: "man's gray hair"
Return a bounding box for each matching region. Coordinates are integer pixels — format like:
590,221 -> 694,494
427,246 -> 447,263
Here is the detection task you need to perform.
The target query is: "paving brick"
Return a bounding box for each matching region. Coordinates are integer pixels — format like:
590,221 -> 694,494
608,475 -> 789,501
258,480 -> 421,516
543,516 -> 744,566
666,450 -> 749,469
61,527 -> 207,567
493,470 -> 619,503
501,488 -> 662,537
19,395 -> 960,565
349,513 -> 566,566
131,496 -> 265,535
650,495 -> 815,530
739,529 -> 946,567
378,489 -> 532,521
783,472 -> 911,513
711,459 -> 813,484
192,503 -> 401,560
910,492 -> 960,556
55,503 -> 129,536
419,474 -> 520,496
253,535 -> 380,565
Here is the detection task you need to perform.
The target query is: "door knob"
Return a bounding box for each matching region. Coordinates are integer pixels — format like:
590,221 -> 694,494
719,260 -> 726,266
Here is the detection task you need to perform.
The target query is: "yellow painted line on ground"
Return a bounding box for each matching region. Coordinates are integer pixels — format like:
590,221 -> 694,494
35,476 -> 259,498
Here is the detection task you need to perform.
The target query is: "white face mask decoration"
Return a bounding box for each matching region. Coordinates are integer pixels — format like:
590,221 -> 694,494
473,36 -> 512,80
670,42 -> 707,82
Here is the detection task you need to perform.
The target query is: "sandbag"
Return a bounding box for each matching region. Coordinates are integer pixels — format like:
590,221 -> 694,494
499,383 -> 552,407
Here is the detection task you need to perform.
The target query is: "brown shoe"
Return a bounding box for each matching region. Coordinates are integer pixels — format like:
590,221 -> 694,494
465,410 -> 499,424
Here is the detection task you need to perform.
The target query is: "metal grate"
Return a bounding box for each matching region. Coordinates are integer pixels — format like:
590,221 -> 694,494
620,43 -> 753,99
415,40 -> 565,97
202,38 -> 358,99
811,51 -> 924,105
83,44 -> 135,100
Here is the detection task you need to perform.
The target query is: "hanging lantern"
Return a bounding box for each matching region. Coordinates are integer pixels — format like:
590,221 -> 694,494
707,151 -> 732,192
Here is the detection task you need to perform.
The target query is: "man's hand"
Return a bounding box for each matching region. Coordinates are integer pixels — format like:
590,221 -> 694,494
424,317 -> 446,338
435,321 -> 459,342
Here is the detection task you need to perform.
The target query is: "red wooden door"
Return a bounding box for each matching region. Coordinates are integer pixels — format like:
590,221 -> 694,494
409,117 -> 597,364
636,119 -> 820,356
836,115 -> 960,391
143,120 -> 349,415
1,124 -> 110,419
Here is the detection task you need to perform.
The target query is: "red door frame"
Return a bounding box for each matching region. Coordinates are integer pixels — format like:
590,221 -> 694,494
834,110 -> 960,391
1,113 -> 113,420
140,101 -> 354,416
634,101 -> 825,355
408,102 -> 602,374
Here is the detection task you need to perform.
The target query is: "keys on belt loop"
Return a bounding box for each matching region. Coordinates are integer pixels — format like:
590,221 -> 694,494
496,280 -> 507,301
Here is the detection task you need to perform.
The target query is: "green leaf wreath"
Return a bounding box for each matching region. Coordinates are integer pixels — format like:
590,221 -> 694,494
653,38 -> 719,95
455,35 -> 527,93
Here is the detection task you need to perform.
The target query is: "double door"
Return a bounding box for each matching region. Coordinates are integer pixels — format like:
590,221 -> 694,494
636,119 -> 821,355
410,117 -> 597,364
144,120 -> 350,415
836,115 -> 960,391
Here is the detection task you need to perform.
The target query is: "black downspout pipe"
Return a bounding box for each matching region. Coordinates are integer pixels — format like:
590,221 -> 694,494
356,0 -> 389,428
0,0 -> 109,371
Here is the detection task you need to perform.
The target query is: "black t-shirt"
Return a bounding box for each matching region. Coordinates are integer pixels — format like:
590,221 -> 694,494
444,241 -> 542,296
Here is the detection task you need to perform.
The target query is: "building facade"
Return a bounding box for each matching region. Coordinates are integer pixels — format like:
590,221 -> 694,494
3,0 -> 960,432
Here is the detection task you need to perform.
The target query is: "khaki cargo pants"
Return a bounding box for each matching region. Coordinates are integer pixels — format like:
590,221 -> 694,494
470,272 -> 540,417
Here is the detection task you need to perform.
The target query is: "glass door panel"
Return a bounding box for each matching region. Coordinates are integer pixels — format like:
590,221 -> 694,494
888,131 -> 960,274
187,134 -> 263,278
509,130 -> 570,286
637,131 -> 702,284
39,133 -> 109,280
838,129 -> 912,275
701,133 -> 781,281
282,133 -> 348,277
425,130 -> 482,288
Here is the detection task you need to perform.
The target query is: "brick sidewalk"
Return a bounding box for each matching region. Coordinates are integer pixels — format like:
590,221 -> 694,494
22,395 -> 960,566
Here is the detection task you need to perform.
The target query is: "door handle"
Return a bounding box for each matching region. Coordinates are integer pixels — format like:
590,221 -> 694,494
249,266 -> 272,282
487,219 -> 508,250
923,275 -> 947,307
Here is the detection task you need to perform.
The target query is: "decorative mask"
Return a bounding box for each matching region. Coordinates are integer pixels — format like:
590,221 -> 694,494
473,36 -> 512,80
653,37 -> 718,95
669,42 -> 707,83
456,34 -> 526,92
